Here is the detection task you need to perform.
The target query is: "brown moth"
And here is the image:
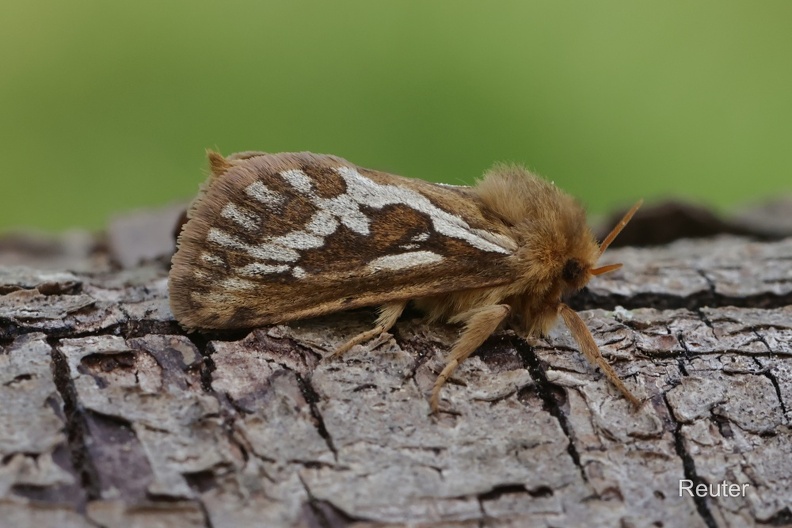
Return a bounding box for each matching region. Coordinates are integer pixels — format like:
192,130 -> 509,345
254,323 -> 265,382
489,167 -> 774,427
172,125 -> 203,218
169,151 -> 642,412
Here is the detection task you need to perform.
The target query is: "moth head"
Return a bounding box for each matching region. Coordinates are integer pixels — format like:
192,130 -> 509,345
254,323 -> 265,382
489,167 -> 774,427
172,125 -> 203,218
561,256 -> 590,291
564,199 -> 643,291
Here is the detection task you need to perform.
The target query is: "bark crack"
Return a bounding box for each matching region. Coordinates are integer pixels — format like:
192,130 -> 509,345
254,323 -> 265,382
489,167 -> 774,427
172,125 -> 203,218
298,474 -> 359,528
572,281 -> 792,312
296,373 -> 338,462
512,336 -> 589,484
750,330 -> 789,418
762,368 -> 788,419
665,394 -> 718,528
47,336 -> 102,505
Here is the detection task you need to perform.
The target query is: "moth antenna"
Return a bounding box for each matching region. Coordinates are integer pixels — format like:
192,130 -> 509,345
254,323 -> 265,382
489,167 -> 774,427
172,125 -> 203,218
558,304 -> 642,407
207,150 -> 232,178
598,199 -> 643,255
590,263 -> 622,276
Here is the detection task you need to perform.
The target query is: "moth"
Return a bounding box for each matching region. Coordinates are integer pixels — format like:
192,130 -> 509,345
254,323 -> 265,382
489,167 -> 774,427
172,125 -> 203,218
169,151 -> 642,412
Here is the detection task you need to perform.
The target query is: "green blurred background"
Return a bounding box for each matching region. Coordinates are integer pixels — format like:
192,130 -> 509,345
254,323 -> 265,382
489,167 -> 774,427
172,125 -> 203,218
2,1 -> 790,232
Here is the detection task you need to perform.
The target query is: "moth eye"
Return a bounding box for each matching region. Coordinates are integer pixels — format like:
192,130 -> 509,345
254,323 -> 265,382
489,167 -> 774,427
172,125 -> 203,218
562,258 -> 584,283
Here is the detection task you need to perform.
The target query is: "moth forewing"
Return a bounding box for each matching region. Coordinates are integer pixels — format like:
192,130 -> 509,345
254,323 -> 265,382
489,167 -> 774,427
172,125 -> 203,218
169,152 -> 519,331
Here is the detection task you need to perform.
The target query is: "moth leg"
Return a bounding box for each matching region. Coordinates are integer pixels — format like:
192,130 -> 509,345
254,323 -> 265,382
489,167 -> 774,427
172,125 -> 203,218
558,303 -> 642,407
430,304 -> 511,413
332,301 -> 407,358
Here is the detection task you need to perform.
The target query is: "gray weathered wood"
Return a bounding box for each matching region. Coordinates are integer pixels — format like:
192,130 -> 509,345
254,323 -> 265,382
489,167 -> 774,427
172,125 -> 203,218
0,234 -> 790,528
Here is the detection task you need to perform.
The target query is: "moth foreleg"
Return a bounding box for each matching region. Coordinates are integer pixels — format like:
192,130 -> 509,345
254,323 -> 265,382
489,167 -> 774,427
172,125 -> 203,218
558,303 -> 642,407
430,304 -> 511,413
332,301 -> 407,358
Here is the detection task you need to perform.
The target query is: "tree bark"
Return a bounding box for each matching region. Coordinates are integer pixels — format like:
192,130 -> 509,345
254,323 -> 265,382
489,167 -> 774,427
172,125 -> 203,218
0,231 -> 790,528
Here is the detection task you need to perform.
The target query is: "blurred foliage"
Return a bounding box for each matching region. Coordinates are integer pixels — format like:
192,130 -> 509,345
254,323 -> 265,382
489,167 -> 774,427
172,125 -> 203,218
1,1 -> 791,231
